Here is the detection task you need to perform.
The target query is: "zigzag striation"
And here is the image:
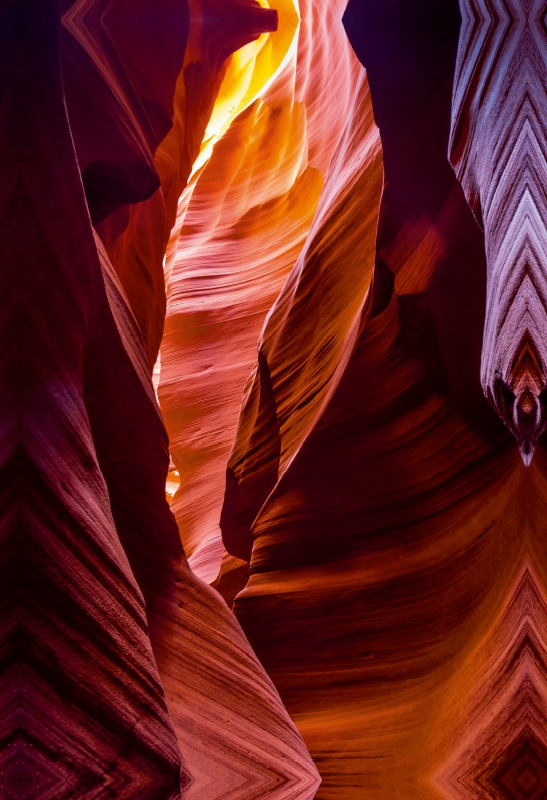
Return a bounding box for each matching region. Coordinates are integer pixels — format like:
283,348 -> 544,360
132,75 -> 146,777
450,0 -> 547,463
435,565 -> 547,799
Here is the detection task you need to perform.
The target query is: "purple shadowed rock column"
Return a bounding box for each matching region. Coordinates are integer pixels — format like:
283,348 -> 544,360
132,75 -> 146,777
450,0 -> 547,464
0,0 -> 185,795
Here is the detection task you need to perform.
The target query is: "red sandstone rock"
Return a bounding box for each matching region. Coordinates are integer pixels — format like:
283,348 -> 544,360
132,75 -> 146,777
0,2 -> 320,796
0,2 -> 183,793
159,0 -> 369,583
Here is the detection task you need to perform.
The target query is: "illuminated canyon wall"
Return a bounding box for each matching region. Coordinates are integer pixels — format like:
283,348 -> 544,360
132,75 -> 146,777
3,0 -> 547,798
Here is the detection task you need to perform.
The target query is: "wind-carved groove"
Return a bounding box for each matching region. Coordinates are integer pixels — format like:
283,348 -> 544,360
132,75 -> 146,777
450,0 -> 547,463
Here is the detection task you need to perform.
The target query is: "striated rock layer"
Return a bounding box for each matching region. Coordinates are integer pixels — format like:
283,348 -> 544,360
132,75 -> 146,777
0,1 -> 183,795
231,285 -> 521,798
219,2 -> 547,797
10,0 -> 547,797
159,0 -> 372,583
60,0 -> 189,365
434,561 -> 547,799
221,67 -> 383,563
0,1 -> 321,797
95,231 -> 321,800
62,0 -> 277,367
450,0 -> 547,463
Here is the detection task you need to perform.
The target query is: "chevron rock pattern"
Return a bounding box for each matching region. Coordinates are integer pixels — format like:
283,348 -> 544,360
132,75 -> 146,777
450,0 -> 547,463
435,565 -> 547,800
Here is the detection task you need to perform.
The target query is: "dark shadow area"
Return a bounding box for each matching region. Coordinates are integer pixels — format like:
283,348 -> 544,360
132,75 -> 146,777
344,0 -> 505,439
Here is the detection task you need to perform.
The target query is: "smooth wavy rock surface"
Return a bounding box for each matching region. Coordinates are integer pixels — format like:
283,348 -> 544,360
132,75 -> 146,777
0,1 -> 320,797
159,0 -> 372,582
94,236 -> 321,800
60,0 -> 189,365
450,0 -> 547,463
155,0 -> 280,318
62,0 -> 276,367
221,67 -> 383,562
222,3 -> 547,796
0,2 -> 183,795
232,283 -> 520,798
9,0 -> 547,797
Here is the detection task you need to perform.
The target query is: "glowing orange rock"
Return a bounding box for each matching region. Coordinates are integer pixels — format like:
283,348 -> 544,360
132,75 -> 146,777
221,67 -> 383,562
95,231 -> 321,800
159,0 -> 373,582
63,0 -> 276,367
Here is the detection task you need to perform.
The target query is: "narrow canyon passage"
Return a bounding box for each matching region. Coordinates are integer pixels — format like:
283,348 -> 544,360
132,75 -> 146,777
2,0 -> 547,798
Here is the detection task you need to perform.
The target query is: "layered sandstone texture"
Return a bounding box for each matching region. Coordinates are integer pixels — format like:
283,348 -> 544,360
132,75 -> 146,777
222,0 -> 547,798
0,1 -> 183,795
450,0 -> 547,463
5,0 -> 547,798
1,0 -> 320,798
158,0 -> 375,582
